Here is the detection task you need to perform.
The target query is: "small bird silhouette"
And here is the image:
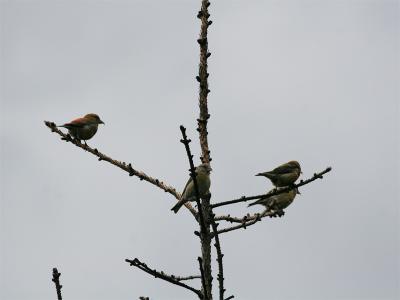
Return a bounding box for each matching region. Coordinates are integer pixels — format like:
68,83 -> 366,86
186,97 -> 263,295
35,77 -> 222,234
171,163 -> 212,213
248,187 -> 300,215
256,161 -> 301,187
59,113 -> 104,144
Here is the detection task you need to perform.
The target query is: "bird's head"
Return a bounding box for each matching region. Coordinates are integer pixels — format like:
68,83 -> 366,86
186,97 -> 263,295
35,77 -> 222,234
288,160 -> 301,173
84,113 -> 105,125
197,163 -> 212,174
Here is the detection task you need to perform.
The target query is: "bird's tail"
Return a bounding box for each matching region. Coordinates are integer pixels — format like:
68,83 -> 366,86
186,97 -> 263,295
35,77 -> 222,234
248,199 -> 263,207
255,172 -> 274,179
171,199 -> 187,213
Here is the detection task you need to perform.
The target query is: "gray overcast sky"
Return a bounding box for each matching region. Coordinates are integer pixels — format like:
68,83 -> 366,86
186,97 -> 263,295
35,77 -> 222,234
1,0 -> 399,299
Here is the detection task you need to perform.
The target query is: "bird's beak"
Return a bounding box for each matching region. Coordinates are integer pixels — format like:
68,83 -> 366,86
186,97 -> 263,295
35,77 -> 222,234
99,120 -> 105,125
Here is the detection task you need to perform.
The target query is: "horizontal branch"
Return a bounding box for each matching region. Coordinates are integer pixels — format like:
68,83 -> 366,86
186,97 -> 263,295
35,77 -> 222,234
175,275 -> 202,281
125,258 -> 202,298
44,121 -> 197,217
211,167 -> 332,209
214,213 -> 256,223
215,210 -> 275,236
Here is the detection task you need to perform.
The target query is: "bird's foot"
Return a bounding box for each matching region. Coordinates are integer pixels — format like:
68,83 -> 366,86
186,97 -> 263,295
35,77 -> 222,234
270,210 -> 285,218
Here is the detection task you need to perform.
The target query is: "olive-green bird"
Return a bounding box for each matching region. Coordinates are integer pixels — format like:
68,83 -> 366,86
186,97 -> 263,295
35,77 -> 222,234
256,160 -> 301,187
171,163 -> 212,213
248,187 -> 299,212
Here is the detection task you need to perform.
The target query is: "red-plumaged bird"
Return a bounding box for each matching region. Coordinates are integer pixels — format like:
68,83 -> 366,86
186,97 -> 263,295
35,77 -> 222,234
59,113 -> 104,143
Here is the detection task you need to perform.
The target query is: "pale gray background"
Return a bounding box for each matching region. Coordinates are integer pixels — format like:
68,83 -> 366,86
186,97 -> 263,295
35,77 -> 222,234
1,0 -> 399,299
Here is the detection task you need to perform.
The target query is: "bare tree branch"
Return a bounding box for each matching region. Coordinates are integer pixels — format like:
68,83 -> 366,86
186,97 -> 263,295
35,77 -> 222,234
176,275 -> 202,281
44,121 -> 197,217
198,257 -> 209,300
125,258 -> 203,298
210,216 -> 226,300
225,296 -> 234,300
197,0 -> 212,165
214,213 -> 258,223
211,167 -> 332,209
51,268 -> 63,300
215,210 -> 277,236
214,206 -> 303,236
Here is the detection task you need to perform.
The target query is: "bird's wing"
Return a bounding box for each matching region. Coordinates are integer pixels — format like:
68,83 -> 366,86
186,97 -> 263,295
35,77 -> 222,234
181,177 -> 193,199
271,164 -> 294,174
63,118 -> 87,128
249,196 -> 273,207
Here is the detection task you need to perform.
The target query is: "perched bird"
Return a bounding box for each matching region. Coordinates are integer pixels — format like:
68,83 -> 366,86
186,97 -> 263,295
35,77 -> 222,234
59,113 -> 104,144
248,187 -> 299,213
171,163 -> 212,213
256,160 -> 301,187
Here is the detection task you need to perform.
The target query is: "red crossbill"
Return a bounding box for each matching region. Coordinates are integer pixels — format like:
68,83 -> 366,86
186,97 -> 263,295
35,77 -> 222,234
59,113 -> 104,143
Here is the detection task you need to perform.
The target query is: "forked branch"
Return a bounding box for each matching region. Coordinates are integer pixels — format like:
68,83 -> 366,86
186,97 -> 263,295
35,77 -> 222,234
125,258 -> 202,298
214,210 -> 276,236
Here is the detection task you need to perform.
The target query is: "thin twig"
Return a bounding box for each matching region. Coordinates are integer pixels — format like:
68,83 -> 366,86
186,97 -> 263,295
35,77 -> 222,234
44,121 -> 197,217
210,215 -> 226,300
125,258 -> 202,298
52,268 -> 63,300
214,213 -> 257,223
225,296 -> 235,300
198,257 -> 208,300
215,210 -> 275,236
175,275 -> 202,281
211,167 -> 332,209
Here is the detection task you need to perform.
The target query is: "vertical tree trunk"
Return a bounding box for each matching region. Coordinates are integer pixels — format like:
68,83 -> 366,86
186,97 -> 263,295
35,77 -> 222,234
197,0 -> 212,298
200,200 -> 212,299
